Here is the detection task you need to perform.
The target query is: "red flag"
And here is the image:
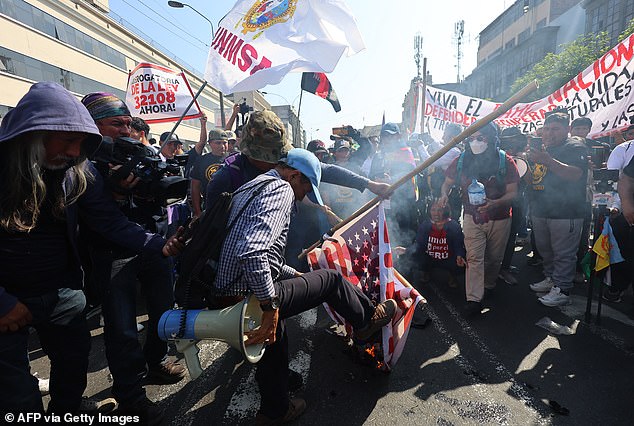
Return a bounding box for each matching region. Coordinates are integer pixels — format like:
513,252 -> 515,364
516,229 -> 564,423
301,72 -> 341,112
308,202 -> 425,370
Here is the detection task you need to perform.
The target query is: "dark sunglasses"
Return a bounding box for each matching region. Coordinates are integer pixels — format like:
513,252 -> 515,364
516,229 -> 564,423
467,135 -> 487,142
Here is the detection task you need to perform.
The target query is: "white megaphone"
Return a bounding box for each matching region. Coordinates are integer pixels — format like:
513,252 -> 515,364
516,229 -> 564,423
158,294 -> 265,379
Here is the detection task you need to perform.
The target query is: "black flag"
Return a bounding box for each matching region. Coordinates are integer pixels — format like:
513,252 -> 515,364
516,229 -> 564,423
301,72 -> 341,112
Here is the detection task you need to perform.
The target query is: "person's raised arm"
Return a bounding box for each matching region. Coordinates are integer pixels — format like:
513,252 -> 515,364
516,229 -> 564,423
195,113 -> 208,155
225,104 -> 240,131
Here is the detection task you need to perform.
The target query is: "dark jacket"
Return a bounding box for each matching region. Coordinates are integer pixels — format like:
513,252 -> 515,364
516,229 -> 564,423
0,82 -> 165,317
205,152 -> 373,209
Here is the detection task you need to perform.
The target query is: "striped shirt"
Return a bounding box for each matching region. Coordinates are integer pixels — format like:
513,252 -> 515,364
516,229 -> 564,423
215,170 -> 298,300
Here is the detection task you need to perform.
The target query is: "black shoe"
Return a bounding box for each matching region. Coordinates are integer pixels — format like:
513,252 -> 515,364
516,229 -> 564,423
603,289 -> 622,303
117,397 -> 164,426
145,360 -> 186,385
288,369 -> 303,392
464,301 -> 483,316
254,398 -> 306,426
527,256 -> 543,267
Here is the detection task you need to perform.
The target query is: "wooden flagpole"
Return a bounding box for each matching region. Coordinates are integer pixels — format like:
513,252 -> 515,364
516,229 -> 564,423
298,80 -> 539,260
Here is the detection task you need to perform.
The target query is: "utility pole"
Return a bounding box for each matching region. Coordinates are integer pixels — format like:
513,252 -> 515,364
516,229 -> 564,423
454,20 -> 464,83
414,33 -> 423,79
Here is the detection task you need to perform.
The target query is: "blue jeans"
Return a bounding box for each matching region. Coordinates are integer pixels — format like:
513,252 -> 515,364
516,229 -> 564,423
97,249 -> 174,404
0,288 -> 89,415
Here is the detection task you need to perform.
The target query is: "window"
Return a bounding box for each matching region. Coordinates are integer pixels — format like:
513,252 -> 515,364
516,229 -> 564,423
0,46 -> 125,99
518,28 -> 531,44
0,0 -> 126,69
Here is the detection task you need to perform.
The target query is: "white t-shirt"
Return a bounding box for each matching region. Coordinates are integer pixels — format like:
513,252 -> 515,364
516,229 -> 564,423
607,141 -> 634,172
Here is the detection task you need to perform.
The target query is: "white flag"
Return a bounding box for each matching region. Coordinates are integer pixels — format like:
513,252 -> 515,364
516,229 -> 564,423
126,63 -> 202,123
204,0 -> 365,94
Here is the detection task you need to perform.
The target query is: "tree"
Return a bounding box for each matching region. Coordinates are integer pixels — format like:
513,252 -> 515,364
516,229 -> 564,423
510,32 -> 611,101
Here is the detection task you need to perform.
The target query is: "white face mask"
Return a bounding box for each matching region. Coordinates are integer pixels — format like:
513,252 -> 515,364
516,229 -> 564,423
469,140 -> 488,154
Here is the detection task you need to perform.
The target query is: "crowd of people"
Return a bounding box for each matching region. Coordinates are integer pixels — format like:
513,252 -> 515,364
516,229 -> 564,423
2,81 -> 634,426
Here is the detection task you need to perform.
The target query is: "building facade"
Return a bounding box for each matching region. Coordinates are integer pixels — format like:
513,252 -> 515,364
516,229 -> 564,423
0,0 -> 231,144
584,0 -> 634,45
462,0 -> 581,100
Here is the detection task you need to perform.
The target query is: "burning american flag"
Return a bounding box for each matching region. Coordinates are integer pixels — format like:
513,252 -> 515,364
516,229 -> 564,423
307,202 -> 426,370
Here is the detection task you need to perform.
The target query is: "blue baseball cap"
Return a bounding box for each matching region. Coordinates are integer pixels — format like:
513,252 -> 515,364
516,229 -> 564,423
280,148 -> 323,205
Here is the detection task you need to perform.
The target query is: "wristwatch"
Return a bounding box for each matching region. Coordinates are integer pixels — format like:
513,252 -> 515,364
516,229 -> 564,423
260,296 -> 280,311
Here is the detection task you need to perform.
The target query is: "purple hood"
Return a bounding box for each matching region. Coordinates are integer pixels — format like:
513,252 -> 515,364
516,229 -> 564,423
0,82 -> 102,153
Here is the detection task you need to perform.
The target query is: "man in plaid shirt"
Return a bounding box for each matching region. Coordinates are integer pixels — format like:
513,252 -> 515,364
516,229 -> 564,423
214,148 -> 397,426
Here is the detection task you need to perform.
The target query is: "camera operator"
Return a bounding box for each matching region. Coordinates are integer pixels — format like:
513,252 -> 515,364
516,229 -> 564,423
0,82 -> 181,416
80,92 -> 185,421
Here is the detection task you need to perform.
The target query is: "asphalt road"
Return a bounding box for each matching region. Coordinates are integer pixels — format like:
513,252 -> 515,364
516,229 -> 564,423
30,244 -> 634,425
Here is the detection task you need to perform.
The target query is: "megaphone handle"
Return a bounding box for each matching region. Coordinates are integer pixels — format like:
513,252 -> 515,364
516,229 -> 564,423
175,339 -> 203,380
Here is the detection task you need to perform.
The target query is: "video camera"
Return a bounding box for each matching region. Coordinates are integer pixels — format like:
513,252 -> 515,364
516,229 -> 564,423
239,98 -> 253,115
90,136 -> 188,204
332,125 -> 361,140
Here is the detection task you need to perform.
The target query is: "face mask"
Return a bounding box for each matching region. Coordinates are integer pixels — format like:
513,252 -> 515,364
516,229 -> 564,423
469,140 -> 488,155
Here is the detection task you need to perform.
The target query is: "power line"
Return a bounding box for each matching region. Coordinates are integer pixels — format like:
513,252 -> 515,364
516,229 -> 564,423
119,0 -> 209,51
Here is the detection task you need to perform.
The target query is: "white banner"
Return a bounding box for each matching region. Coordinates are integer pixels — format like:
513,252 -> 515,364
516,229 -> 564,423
126,63 -> 202,124
418,33 -> 634,141
204,0 -> 365,94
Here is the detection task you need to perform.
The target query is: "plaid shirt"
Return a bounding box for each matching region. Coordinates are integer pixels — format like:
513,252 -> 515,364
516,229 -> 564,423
215,170 -> 299,300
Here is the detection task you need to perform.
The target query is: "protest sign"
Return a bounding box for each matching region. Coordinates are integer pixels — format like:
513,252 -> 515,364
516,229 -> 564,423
126,62 -> 202,124
416,33 -> 634,141
204,0 -> 364,94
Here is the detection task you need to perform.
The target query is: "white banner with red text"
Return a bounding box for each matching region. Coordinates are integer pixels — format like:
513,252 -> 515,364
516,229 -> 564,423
126,62 -> 202,124
416,33 -> 634,142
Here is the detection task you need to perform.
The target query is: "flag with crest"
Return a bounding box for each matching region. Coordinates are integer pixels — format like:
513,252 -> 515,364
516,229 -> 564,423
307,202 -> 425,370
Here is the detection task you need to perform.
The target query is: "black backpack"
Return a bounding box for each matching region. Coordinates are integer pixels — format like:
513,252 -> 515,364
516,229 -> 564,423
174,179 -> 273,309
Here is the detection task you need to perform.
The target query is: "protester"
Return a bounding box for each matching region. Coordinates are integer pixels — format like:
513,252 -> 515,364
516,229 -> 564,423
213,148 -> 397,425
526,112 -> 589,307
366,123 -> 418,245
396,200 -> 466,287
190,128 -> 229,217
226,129 -> 239,153
306,139 -> 330,163
440,123 -> 519,315
81,92 -> 185,422
320,138 -> 363,220
203,111 -> 390,272
603,142 -> 634,302
158,131 -> 183,161
130,117 -> 157,154
0,82 -> 180,416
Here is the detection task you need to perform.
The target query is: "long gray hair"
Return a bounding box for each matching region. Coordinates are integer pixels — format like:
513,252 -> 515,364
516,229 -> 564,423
0,132 -> 93,232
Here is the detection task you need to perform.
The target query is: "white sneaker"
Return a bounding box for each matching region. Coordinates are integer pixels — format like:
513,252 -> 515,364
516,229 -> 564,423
530,277 -> 553,292
37,378 -> 49,396
78,396 -> 117,413
539,286 -> 571,307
